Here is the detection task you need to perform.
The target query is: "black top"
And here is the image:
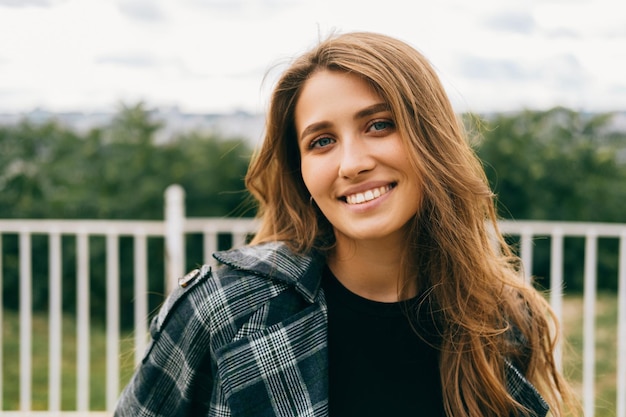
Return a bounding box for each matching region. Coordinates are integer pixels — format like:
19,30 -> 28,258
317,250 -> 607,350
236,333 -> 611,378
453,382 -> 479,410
323,266 -> 445,417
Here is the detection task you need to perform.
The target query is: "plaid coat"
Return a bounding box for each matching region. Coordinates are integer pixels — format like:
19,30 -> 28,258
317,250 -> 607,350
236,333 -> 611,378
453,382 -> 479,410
114,241 -> 549,417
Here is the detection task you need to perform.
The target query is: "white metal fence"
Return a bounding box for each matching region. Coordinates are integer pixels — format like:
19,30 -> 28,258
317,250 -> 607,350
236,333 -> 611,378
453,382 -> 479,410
0,185 -> 624,416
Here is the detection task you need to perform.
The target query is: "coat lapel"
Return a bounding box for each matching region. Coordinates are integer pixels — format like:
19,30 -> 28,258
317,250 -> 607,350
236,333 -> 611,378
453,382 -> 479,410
215,297 -> 328,417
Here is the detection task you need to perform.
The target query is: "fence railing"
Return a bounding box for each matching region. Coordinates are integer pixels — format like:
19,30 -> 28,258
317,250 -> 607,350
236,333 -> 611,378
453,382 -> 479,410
498,221 -> 626,417
0,185 -> 624,417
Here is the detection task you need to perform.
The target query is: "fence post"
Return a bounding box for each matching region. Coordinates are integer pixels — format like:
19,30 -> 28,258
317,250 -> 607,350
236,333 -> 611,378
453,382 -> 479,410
617,231 -> 626,417
165,184 -> 185,295
19,230 -> 32,412
550,227 -> 564,371
583,231 -> 598,417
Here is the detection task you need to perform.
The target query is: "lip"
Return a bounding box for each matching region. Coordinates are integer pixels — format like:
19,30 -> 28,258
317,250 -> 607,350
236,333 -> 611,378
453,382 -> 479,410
338,181 -> 397,206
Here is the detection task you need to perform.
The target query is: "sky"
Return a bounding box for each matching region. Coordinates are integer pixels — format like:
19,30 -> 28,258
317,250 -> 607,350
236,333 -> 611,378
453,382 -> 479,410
0,0 -> 625,115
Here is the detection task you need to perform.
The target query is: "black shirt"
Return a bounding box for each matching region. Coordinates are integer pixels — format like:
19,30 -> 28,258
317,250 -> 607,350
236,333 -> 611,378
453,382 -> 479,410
323,267 -> 445,417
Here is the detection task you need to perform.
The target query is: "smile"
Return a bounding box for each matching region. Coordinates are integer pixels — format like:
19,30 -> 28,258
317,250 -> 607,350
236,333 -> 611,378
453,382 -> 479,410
344,184 -> 395,205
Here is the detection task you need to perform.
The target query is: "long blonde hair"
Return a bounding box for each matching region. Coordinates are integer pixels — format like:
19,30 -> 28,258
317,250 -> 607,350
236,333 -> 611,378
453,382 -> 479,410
246,32 -> 578,416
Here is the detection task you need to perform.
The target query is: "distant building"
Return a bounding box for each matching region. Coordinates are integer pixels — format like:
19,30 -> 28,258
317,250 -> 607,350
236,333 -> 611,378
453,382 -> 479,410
0,107 -> 266,146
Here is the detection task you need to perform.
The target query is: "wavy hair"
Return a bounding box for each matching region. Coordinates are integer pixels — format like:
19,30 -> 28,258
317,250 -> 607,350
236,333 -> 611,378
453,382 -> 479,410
246,32 -> 578,416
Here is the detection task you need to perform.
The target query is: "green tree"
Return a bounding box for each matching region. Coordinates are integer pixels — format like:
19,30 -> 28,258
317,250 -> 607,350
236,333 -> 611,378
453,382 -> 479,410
475,107 -> 626,222
0,120 -> 85,218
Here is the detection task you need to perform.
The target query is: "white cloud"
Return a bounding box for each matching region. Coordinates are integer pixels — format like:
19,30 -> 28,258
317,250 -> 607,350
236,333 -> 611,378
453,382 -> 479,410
117,0 -> 165,22
0,0 -> 624,114
0,0 -> 66,7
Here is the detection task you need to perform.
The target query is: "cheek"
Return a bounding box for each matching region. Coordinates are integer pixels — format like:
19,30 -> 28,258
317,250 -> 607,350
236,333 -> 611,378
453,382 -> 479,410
300,158 -> 333,198
300,159 -> 316,195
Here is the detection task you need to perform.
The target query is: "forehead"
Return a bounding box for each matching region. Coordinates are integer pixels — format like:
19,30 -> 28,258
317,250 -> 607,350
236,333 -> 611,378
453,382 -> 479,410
294,70 -> 385,130
299,69 -> 380,101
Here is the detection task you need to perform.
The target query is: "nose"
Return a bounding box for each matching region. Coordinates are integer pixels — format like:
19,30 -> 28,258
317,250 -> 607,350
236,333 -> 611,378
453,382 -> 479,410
338,137 -> 375,179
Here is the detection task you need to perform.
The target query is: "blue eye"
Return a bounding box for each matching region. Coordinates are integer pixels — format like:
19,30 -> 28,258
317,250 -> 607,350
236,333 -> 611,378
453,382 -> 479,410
311,137 -> 334,148
369,120 -> 394,132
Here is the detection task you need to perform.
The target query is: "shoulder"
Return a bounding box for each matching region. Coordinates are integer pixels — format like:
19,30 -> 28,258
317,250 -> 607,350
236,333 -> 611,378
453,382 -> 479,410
150,265 -> 213,335
148,242 -> 324,351
212,241 -> 325,303
151,261 -> 290,343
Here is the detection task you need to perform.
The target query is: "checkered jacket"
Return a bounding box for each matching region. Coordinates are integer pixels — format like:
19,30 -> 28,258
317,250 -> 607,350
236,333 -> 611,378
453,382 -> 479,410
114,241 -> 549,417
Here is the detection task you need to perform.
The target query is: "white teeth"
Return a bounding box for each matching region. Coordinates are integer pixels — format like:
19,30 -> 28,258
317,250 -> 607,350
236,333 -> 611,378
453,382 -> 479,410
345,185 -> 392,205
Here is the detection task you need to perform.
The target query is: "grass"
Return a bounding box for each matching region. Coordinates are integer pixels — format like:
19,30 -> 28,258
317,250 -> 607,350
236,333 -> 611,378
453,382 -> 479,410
1,294 -> 621,413
561,292 -> 620,417
1,310 -> 136,410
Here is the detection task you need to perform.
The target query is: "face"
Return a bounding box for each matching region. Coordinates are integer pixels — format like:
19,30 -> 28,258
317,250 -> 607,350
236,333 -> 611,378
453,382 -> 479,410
295,70 -> 422,248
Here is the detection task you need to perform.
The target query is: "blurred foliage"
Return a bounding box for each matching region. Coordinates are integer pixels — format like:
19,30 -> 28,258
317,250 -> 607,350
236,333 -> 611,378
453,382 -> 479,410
473,107 -> 626,222
0,102 -> 253,220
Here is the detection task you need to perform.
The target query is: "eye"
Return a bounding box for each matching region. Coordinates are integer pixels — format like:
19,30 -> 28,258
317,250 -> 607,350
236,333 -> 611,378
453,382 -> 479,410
368,120 -> 395,133
310,136 -> 335,149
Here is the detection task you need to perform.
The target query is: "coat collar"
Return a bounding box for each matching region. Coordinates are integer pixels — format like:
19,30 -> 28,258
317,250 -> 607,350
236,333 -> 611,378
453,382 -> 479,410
212,241 -> 325,304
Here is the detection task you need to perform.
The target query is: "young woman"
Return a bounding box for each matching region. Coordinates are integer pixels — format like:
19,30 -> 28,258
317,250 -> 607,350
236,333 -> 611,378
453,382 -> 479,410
116,32 -> 577,417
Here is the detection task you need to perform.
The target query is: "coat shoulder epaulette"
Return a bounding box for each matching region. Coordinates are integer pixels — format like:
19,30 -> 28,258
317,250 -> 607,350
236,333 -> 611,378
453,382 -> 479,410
152,264 -> 213,335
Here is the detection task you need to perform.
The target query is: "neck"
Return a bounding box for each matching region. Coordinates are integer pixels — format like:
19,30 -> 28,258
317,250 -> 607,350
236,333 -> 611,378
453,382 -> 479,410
328,234 -> 415,302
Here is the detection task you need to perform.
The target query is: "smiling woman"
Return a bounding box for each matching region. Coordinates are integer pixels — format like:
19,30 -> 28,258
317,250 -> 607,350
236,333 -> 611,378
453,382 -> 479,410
115,32 -> 580,417
296,70 -> 422,283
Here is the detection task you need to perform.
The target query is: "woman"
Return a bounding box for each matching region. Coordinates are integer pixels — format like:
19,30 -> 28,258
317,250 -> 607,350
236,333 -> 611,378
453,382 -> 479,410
116,32 -> 577,416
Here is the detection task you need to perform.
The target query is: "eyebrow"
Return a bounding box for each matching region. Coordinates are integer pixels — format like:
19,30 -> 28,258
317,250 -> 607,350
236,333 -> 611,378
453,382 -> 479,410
299,121 -> 333,142
354,102 -> 390,120
299,102 -> 390,141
